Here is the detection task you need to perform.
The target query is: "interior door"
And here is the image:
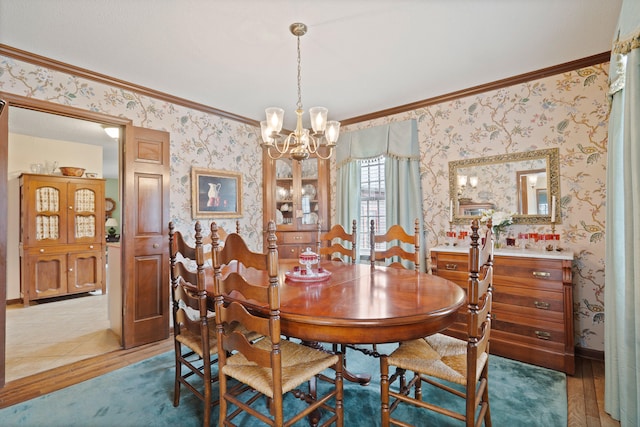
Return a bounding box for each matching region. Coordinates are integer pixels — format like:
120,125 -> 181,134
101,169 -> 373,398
121,126 -> 170,348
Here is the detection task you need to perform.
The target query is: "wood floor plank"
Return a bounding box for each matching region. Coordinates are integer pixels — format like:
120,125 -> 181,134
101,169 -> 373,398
591,360 -> 620,427
568,357 -> 588,427
582,359 -> 602,427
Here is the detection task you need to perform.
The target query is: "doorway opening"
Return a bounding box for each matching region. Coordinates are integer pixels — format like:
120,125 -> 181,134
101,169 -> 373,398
5,107 -> 123,382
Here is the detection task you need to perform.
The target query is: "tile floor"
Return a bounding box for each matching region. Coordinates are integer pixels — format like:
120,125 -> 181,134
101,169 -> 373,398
5,292 -> 121,383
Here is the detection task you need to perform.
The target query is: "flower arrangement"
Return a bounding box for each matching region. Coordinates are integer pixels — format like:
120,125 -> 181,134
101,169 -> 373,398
480,209 -> 514,246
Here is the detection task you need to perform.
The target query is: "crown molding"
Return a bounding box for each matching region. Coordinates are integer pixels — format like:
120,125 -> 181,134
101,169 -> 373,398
340,51 -> 611,126
0,44 -> 260,127
1,44 -> 609,128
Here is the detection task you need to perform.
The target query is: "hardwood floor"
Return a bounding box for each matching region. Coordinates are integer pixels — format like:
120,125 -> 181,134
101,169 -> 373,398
5,292 -> 121,383
0,334 -> 622,426
568,357 -> 620,427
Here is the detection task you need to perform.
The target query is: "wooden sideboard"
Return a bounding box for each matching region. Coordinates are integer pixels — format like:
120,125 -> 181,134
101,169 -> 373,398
430,246 -> 575,374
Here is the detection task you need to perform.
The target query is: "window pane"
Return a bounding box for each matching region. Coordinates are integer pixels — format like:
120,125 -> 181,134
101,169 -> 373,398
359,157 -> 385,253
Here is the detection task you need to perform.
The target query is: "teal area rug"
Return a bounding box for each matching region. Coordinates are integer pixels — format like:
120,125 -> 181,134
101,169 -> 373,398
0,344 -> 566,426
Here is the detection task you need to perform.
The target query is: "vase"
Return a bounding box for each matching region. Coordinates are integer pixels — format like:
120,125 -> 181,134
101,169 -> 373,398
494,229 -> 503,248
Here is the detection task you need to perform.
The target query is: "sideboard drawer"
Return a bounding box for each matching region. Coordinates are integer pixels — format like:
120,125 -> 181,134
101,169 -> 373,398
493,284 -> 564,318
494,256 -> 567,290
433,251 -> 468,284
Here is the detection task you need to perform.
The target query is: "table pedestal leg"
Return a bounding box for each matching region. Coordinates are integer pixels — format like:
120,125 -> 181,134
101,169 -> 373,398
301,341 -> 372,385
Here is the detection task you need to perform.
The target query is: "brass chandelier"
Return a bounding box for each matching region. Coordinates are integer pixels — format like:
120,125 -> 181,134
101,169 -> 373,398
260,23 -> 340,161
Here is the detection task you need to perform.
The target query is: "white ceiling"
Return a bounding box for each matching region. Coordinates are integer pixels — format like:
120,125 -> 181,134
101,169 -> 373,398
1,0 -> 622,178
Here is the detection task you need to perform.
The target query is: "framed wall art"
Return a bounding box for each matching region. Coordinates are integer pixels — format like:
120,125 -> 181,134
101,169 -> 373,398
191,167 -> 242,218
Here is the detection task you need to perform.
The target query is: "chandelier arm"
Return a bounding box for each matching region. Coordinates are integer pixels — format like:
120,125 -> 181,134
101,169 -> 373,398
314,146 -> 335,160
266,145 -> 286,160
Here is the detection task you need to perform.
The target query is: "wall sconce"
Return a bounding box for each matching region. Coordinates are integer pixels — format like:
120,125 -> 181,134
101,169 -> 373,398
469,176 -> 478,188
528,174 -> 538,188
457,175 -> 467,196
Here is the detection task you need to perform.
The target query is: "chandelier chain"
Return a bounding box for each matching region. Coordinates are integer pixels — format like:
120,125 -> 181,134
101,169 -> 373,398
296,34 -> 303,110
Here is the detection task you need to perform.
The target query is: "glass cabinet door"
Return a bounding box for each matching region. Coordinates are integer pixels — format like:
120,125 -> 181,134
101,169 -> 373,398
35,186 -> 61,241
275,158 -> 294,226
299,157 -> 319,226
274,157 -> 321,228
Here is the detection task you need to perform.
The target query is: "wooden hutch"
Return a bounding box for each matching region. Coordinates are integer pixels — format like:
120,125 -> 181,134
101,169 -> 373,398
19,173 -> 106,306
262,150 -> 330,258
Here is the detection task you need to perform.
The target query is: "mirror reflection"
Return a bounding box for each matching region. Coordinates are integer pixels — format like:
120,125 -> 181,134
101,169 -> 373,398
449,148 -> 560,225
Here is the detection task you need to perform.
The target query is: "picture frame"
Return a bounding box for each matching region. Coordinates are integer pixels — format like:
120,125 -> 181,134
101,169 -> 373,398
191,167 -> 242,218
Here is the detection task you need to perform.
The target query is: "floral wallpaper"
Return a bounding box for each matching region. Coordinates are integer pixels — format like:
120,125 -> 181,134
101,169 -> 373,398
0,54 -> 265,256
340,64 -> 610,352
1,54 -> 610,351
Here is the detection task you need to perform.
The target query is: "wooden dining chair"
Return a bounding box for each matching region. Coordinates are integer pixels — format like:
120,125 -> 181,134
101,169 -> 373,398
370,218 -> 420,270
317,219 -> 357,263
203,219 -> 240,265
380,218 -> 494,427
213,221 -> 344,426
168,221 -> 218,427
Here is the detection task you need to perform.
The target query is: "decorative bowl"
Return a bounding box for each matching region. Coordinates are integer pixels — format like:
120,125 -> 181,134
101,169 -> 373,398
59,167 -> 85,177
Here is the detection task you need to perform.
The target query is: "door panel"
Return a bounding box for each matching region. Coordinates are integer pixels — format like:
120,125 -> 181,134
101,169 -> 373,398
122,126 -> 170,348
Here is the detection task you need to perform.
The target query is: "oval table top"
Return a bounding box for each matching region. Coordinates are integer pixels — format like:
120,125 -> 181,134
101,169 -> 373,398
209,259 -> 466,345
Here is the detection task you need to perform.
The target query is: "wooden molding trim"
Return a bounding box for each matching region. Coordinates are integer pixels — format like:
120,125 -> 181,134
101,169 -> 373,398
0,92 -> 133,126
575,346 -> 604,362
340,51 -> 611,126
0,44 -> 259,127
1,44 -> 609,129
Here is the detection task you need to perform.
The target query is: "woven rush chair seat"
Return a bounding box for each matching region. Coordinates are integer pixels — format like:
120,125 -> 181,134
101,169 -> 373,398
223,338 -> 339,398
386,334 -> 488,386
380,218 -> 494,427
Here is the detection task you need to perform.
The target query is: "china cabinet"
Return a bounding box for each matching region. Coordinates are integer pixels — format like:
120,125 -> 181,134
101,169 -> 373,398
430,246 -> 575,374
263,151 -> 329,258
19,174 -> 106,306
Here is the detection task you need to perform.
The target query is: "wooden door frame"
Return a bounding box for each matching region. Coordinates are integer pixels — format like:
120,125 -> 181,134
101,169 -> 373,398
0,93 -> 131,387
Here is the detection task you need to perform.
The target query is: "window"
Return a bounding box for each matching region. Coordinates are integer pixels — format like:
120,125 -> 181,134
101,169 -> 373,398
359,156 -> 385,254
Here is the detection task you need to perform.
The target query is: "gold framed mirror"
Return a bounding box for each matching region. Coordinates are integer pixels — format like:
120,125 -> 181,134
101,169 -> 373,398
449,148 -> 560,225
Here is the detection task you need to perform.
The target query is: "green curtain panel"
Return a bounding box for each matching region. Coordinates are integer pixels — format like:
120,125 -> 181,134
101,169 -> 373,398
336,119 -> 424,269
604,1 -> 640,426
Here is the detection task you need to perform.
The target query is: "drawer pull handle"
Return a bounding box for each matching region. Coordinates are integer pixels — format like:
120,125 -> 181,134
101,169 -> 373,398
153,243 -> 160,249
534,301 -> 550,310
295,236 -> 302,240
535,330 -> 551,340
89,245 -> 94,249
532,271 -> 551,278
39,249 -> 45,253
445,263 -> 458,270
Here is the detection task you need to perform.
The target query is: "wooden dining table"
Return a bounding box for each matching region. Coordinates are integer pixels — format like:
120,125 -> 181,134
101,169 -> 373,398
206,259 -> 465,347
